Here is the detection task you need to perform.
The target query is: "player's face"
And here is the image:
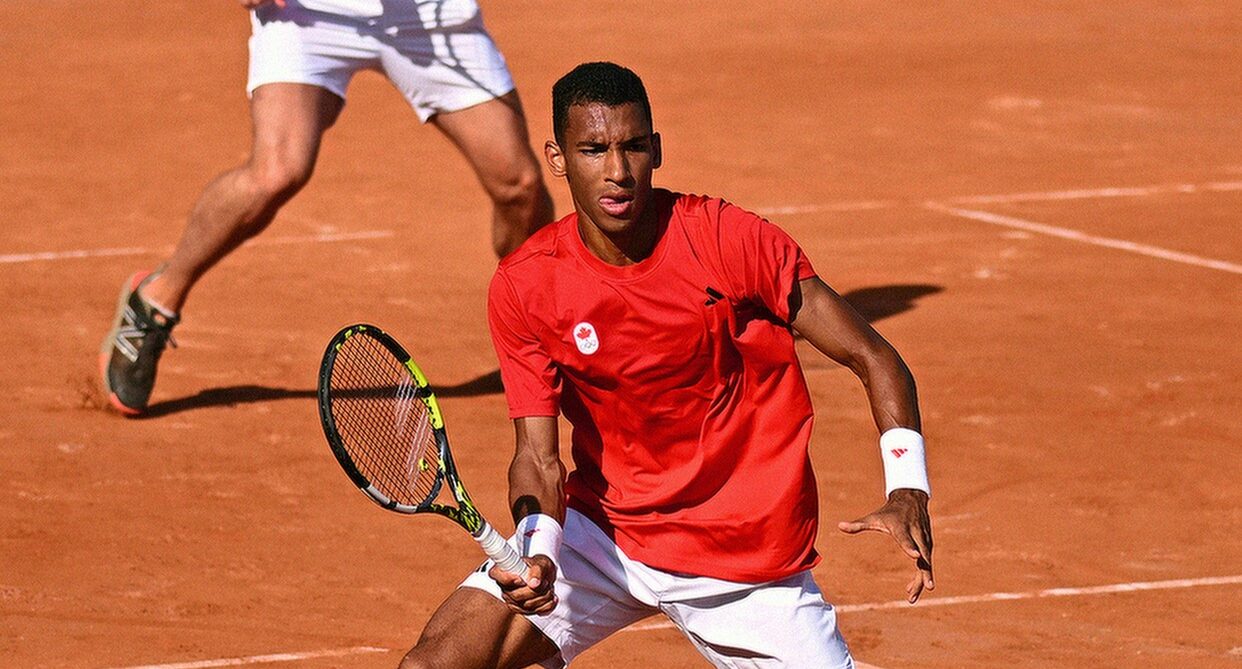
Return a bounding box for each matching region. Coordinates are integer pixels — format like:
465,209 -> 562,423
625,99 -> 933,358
546,102 -> 662,235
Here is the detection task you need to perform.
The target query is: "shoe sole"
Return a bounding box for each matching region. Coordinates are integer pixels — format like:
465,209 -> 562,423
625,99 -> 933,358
99,270 -> 152,417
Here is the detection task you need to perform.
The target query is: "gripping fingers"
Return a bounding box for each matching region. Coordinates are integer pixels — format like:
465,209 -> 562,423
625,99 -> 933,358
492,558 -> 558,615
503,588 -> 559,616
498,578 -> 558,615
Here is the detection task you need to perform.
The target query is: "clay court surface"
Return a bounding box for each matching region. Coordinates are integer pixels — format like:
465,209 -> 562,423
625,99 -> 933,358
2,1 -> 1240,667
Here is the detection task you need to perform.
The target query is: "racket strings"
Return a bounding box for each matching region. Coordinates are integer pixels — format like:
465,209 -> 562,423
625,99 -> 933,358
329,334 -> 443,507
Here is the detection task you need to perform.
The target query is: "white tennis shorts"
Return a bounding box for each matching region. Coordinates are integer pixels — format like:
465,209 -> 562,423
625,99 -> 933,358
461,510 -> 855,668
247,0 -> 516,121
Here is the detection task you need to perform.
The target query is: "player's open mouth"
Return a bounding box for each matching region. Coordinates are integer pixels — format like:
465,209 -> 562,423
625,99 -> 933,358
599,194 -> 633,217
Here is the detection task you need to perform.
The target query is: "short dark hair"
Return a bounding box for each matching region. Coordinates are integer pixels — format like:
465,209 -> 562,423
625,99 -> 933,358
552,62 -> 652,145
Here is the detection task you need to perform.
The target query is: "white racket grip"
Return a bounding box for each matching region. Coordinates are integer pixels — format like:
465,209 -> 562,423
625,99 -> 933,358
474,521 -> 530,580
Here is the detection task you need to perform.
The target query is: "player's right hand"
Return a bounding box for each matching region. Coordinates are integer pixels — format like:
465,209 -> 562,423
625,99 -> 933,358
238,0 -> 286,9
490,555 -> 558,616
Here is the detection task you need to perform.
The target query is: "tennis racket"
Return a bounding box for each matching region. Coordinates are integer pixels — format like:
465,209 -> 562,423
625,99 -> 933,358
317,323 -> 528,578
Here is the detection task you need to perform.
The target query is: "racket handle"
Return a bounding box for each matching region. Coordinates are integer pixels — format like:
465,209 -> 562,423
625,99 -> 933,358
475,521 -> 531,580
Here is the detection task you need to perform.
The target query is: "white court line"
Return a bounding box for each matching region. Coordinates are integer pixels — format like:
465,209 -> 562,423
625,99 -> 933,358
102,646 -> 389,669
0,230 -> 394,265
837,573 -> 1242,613
623,574 -> 1242,634
923,202 -> 1242,275
947,180 -> 1242,205
755,179 -> 1242,217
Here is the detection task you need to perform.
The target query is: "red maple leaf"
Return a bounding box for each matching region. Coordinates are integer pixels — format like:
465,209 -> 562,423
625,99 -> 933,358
576,326 -> 592,340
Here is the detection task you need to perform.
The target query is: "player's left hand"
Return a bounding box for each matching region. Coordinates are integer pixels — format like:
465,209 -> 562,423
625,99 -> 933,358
838,488 -> 934,603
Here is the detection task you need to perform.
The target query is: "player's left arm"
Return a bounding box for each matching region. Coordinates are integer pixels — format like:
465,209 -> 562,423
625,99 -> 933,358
790,275 -> 935,603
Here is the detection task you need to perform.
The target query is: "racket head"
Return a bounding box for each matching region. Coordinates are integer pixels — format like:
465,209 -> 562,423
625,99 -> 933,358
317,323 -> 450,515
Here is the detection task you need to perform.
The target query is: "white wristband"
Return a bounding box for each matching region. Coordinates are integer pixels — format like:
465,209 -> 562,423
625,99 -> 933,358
880,428 -> 930,498
515,513 -> 563,566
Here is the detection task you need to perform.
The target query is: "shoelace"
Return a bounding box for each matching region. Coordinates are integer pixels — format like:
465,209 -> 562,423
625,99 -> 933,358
132,309 -> 179,351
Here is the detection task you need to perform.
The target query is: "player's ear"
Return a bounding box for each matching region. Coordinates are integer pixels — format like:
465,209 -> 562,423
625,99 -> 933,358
651,132 -> 663,170
545,140 -> 567,177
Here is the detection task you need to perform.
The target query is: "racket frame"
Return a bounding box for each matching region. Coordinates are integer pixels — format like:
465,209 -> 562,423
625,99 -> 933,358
317,324 -> 528,577
319,324 -> 483,531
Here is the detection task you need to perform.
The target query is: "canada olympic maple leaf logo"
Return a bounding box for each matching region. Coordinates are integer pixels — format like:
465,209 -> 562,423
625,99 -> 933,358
572,322 -> 599,355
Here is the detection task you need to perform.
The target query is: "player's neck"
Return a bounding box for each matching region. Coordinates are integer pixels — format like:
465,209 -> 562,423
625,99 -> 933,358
576,207 -> 661,266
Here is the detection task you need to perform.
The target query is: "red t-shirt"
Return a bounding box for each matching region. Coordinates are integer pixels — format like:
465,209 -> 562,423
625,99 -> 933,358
487,190 -> 820,583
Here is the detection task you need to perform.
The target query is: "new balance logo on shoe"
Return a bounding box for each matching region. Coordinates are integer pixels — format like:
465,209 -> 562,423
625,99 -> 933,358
114,305 -> 146,363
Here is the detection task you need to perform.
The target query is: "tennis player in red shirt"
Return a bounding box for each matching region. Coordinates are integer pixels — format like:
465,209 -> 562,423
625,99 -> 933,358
400,62 -> 934,669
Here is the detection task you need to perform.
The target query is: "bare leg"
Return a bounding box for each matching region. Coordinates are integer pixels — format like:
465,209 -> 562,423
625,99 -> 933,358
399,588 -> 560,669
431,91 -> 554,258
141,83 -> 345,312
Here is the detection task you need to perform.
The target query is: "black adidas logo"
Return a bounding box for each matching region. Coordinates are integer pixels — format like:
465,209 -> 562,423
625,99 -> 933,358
704,286 -> 725,306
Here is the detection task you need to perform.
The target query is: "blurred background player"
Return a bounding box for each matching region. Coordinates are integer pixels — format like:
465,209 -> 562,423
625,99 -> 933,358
100,0 -> 553,415
398,62 -> 935,669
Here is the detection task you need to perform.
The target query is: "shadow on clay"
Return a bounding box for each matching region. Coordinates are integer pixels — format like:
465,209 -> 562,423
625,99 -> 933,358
137,370 -> 503,419
138,284 -> 941,417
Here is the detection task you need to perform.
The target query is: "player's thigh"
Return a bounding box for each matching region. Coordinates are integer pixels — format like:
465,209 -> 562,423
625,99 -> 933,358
407,587 -> 559,669
247,3 -> 374,106
663,572 -> 853,669
377,16 -> 517,127
430,92 -> 543,196
248,83 -> 344,180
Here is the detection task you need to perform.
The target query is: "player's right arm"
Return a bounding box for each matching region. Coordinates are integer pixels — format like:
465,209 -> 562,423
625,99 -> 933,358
486,268 -> 566,615
489,416 -> 563,615
509,416 -> 566,525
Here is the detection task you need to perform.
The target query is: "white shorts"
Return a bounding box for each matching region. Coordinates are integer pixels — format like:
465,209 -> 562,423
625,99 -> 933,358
461,510 -> 854,669
247,0 -> 516,121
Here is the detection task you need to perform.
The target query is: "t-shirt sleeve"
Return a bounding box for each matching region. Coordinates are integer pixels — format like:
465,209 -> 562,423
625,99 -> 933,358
487,269 -> 561,418
714,200 -> 817,323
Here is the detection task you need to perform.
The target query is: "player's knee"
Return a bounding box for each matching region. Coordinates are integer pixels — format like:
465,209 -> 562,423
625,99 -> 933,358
249,154 -> 315,203
488,163 -> 544,210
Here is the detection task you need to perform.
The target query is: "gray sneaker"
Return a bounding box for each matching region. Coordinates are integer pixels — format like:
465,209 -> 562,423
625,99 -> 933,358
99,270 -> 178,415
